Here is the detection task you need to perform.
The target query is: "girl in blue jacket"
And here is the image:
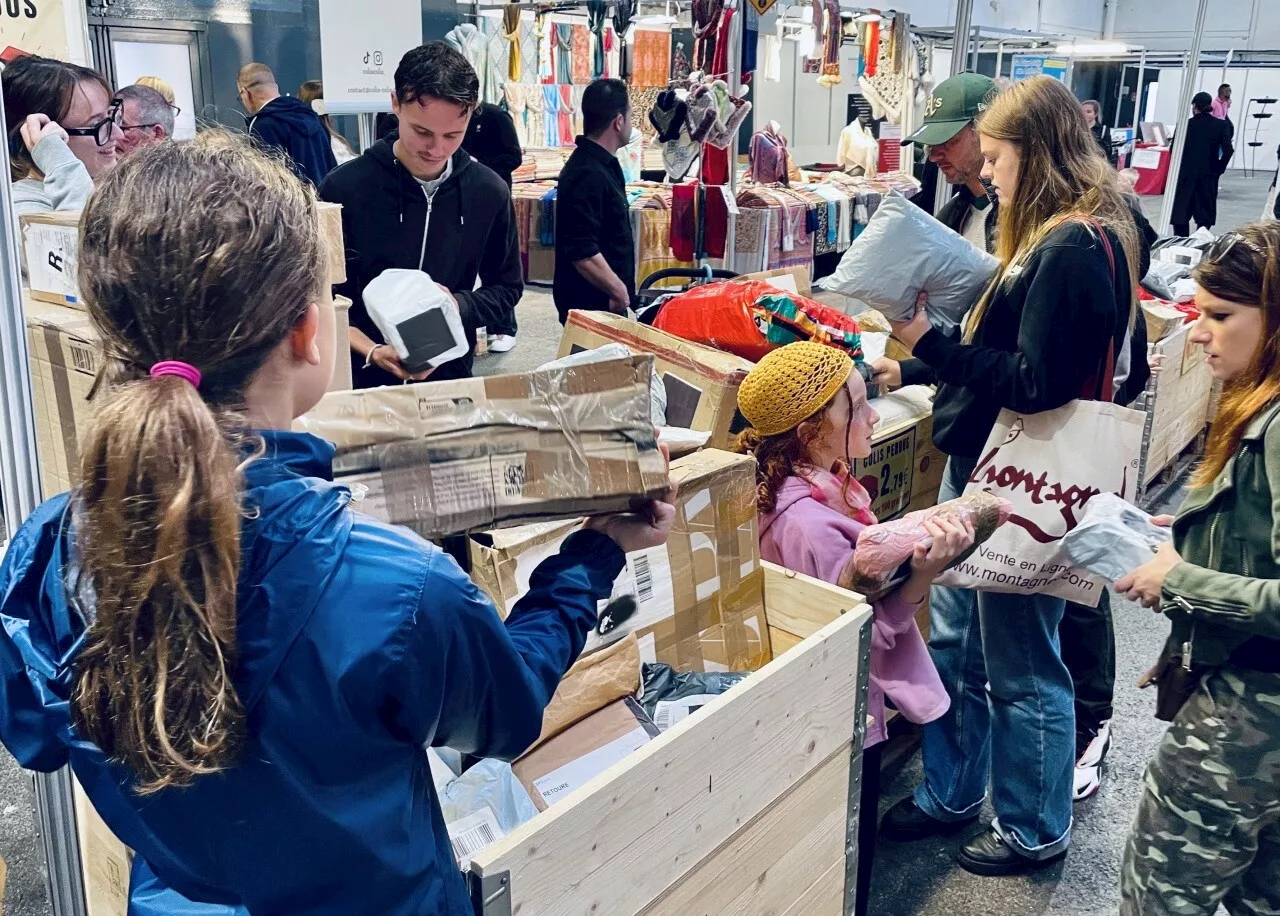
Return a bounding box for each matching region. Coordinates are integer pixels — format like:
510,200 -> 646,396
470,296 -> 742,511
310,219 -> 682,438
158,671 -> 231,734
0,132 -> 674,915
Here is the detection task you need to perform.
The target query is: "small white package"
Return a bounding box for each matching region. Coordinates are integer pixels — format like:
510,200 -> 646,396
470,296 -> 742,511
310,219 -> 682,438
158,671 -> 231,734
819,191 -> 999,332
363,268 -> 469,372
439,759 -> 540,864
1060,493 -> 1173,583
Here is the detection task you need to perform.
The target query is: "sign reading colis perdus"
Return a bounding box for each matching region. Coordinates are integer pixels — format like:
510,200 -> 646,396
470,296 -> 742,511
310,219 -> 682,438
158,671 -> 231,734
0,0 -> 91,64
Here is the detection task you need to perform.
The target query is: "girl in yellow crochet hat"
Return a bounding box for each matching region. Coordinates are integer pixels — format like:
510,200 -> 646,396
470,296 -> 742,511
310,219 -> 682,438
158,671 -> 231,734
736,341 -> 974,916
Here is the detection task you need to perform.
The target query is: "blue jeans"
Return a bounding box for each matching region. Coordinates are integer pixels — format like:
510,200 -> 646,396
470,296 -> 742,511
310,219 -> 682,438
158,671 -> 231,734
912,456 -> 1075,860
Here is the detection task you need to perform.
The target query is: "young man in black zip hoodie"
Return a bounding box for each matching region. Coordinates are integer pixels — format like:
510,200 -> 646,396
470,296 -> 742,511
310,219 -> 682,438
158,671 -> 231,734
319,42 -> 523,388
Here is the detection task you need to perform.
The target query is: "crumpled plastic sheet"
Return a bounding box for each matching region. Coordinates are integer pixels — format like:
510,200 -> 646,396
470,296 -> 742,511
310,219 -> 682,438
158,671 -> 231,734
1061,492 -> 1172,583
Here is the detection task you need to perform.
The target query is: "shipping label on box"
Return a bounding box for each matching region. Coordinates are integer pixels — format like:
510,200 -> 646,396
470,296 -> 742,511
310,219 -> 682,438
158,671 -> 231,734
857,427 -> 916,520
23,215 -> 81,307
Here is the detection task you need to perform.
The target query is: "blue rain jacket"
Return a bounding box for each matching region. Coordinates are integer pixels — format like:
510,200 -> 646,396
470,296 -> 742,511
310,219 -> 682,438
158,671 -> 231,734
0,430 -> 624,915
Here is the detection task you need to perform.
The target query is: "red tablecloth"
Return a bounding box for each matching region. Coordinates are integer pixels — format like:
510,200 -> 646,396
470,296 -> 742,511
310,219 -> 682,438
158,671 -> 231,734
1131,143 -> 1171,196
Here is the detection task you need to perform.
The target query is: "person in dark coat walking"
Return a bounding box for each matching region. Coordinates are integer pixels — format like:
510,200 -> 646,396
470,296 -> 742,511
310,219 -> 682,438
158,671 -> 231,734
1171,92 -> 1234,236
463,102 -> 523,187
238,63 -> 337,186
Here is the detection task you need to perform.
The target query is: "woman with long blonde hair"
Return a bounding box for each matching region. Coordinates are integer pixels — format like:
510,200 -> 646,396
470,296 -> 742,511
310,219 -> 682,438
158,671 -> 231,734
881,75 -> 1139,875
1118,222 -> 1280,915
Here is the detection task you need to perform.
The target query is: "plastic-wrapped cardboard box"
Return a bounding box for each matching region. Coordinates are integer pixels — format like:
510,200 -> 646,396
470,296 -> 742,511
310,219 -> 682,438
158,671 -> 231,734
559,311 -> 754,450
470,448 -> 771,673
298,355 -> 668,538
21,202 -> 346,309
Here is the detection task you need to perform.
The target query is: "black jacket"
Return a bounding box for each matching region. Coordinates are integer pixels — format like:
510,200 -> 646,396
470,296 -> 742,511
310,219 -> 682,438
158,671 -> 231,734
318,136 -> 523,387
553,137 -> 636,322
904,192 -> 1155,407
249,96 -> 338,187
1091,122 -> 1117,166
914,221 -> 1131,459
463,104 -> 523,187
1171,112 -> 1234,228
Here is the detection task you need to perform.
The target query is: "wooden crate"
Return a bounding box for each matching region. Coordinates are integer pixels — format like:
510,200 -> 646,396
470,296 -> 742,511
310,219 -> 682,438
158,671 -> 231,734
74,778 -> 131,916
1141,324 -> 1214,487
467,562 -> 873,916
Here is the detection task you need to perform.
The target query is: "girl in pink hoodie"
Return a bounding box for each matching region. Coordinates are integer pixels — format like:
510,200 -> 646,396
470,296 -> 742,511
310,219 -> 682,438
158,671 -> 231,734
736,342 -> 973,916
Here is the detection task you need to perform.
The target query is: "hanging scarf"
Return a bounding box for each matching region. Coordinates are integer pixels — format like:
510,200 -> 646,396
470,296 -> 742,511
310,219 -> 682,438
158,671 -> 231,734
799,466 -> 879,529
863,19 -> 880,77
555,23 -> 574,84
613,0 -> 636,81
587,0 -> 608,78
503,4 -> 522,81
536,11 -> 555,83
672,41 -> 691,81
692,0 -> 724,72
817,0 -> 842,87
741,3 -> 759,84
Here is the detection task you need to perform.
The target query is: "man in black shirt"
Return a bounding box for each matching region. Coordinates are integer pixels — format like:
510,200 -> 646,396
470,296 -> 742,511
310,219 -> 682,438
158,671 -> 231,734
553,78 -> 635,324
463,103 -> 522,187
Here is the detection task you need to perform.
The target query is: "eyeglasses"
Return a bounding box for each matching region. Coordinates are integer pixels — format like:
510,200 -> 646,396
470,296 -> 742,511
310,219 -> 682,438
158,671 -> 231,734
121,122 -> 162,134
1206,229 -> 1265,263
65,102 -> 123,147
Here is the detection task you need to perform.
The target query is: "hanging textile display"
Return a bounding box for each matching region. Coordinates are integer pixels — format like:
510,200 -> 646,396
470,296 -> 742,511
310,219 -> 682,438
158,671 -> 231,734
741,3 -> 759,83
672,41 -> 691,81
555,23 -> 574,84
859,25 -> 906,122
762,15 -> 783,82
572,85 -> 586,135
481,19 -> 508,106
558,84 -> 575,145
692,0 -> 723,72
505,83 -> 530,147
629,86 -> 662,141
605,24 -> 620,77
649,89 -> 688,142
631,29 -> 672,88
542,84 -> 561,146
572,24 -> 591,83
536,11 -> 555,83
613,0 -> 636,80
503,3 -> 522,81
733,207 -> 771,273
526,84 -> 545,148
862,18 -> 880,77
705,80 -> 751,150
587,0 -> 608,78
445,24 -> 490,100
817,0 -> 842,87
807,0 -> 824,67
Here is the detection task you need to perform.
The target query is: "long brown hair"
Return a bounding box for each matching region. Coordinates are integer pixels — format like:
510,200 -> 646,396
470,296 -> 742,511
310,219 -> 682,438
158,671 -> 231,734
71,132 -> 326,794
1190,222 -> 1280,488
965,76 -> 1140,341
2,55 -> 113,181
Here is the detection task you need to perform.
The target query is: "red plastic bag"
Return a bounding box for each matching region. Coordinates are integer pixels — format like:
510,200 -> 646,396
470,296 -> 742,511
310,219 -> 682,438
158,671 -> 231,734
653,280 -> 862,363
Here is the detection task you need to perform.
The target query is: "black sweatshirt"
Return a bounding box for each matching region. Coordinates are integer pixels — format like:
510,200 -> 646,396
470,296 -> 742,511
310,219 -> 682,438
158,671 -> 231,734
462,103 -> 523,187
914,221 -> 1130,459
318,136 -> 523,387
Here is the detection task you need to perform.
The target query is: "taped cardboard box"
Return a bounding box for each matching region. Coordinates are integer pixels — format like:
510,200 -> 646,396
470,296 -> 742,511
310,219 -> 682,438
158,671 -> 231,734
21,202 -> 346,309
559,311 -> 754,450
513,697 -> 660,812
299,355 -> 668,538
469,448 -> 771,674
532,633 -> 641,752
734,265 -> 813,296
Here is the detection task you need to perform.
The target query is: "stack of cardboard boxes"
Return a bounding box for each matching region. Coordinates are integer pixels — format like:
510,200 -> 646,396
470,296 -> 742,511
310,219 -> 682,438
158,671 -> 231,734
1140,305 -> 1215,487
19,203 -> 349,499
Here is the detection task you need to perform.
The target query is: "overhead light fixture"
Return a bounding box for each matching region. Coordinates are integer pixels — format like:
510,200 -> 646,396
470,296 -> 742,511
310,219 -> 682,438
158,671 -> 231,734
1055,41 -> 1131,56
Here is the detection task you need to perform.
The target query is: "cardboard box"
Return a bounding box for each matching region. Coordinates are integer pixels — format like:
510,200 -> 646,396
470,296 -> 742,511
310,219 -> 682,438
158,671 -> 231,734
513,697 -> 660,812
470,448 -> 771,674
25,295 -> 100,497
299,355 -> 668,538
21,202 -> 345,310
734,265 -> 813,296
331,295 -> 353,391
855,385 -> 935,521
1142,302 -> 1186,343
559,311 -> 755,450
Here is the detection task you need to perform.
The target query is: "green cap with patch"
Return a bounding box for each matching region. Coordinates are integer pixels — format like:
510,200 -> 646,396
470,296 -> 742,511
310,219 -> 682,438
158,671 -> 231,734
902,72 -> 999,147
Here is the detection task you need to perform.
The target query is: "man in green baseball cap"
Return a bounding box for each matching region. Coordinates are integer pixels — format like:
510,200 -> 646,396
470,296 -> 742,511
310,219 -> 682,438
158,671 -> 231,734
900,72 -> 1000,254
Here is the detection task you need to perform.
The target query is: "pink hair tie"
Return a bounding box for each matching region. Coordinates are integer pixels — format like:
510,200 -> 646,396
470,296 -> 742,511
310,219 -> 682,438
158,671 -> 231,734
149,360 -> 202,389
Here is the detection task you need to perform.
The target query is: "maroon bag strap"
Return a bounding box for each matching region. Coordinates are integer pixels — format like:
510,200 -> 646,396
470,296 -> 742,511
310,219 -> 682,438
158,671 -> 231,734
1073,216 -> 1119,403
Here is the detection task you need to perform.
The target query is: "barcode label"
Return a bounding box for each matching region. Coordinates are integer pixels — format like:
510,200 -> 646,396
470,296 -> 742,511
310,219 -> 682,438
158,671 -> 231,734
447,807 -> 504,864
653,695 -> 719,731
69,344 -> 96,374
451,821 -> 496,859
633,554 -> 654,603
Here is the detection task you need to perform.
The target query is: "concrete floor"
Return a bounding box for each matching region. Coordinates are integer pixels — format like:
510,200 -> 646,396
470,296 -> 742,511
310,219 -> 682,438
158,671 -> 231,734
1136,170 -> 1273,236
1,174 -> 1265,915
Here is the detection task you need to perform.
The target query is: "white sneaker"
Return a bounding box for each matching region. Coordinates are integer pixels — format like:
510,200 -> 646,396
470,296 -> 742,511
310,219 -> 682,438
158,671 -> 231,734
488,334 -> 516,353
1073,720 -> 1112,802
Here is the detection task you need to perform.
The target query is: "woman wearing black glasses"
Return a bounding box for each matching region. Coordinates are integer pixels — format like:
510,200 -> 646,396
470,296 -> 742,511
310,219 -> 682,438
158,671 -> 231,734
3,55 -> 122,234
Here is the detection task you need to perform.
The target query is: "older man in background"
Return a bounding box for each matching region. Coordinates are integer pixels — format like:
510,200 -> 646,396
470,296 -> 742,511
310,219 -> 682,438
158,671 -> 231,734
113,84 -> 175,157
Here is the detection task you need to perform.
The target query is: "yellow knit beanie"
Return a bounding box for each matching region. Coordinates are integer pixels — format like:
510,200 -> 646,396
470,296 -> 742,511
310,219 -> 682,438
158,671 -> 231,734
737,342 -> 854,437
